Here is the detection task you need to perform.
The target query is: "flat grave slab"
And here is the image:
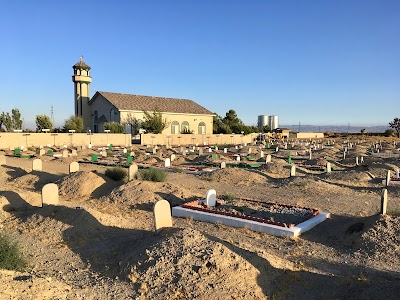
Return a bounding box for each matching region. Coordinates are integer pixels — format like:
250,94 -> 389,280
172,197 -> 330,238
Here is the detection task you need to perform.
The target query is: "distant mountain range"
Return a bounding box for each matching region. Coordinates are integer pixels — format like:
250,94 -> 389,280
280,125 -> 389,133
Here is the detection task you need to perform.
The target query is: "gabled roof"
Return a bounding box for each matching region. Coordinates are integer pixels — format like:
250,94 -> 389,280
91,91 -> 214,115
73,59 -> 91,70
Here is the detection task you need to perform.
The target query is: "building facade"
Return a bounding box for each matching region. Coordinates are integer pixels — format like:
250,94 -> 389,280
72,59 -> 214,134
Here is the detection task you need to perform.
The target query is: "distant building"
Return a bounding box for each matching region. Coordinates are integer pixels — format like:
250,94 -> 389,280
72,58 -> 214,134
257,115 -> 279,130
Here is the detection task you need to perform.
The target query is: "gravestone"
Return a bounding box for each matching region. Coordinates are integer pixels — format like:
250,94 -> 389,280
386,170 -> 391,187
123,148 -> 127,154
266,154 -> 272,163
309,150 -> 312,160
88,144 -> 92,149
360,156 -> 364,164
32,159 -> 42,171
198,148 -> 203,156
91,154 -> 98,162
41,183 -> 59,206
215,146 -> 218,151
326,162 -> 332,173
211,154 -> 217,160
220,161 -> 226,169
127,156 -> 133,163
153,200 -> 173,232
182,150 -> 186,156
180,147 -> 184,154
355,157 -> 359,165
47,149 -> 53,155
39,149 -> 46,156
101,151 -> 107,158
69,162 -> 79,174
396,169 -> 399,179
14,148 -> 21,155
0,154 -> 5,165
62,150 -> 69,158
170,154 -> 176,162
128,164 -> 139,181
72,149 -> 77,157
275,147 -> 279,152
381,189 -> 388,215
260,151 -> 264,158
290,165 -> 296,177
208,148 -> 212,153
236,155 -> 240,161
206,189 -> 217,207
165,158 -> 171,168
223,148 -> 227,153
343,152 -> 346,160
153,148 -> 157,154
248,148 -> 252,154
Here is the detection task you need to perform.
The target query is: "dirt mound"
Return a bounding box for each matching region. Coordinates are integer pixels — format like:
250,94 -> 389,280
303,158 -> 328,167
264,159 -> 289,175
100,180 -> 197,208
126,228 -> 264,299
203,168 -> 266,185
322,170 -> 372,183
57,171 -> 106,199
11,174 -> 41,190
358,215 -> 400,272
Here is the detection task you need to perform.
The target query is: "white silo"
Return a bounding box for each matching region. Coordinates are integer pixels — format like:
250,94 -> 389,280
257,115 -> 268,130
268,115 -> 279,130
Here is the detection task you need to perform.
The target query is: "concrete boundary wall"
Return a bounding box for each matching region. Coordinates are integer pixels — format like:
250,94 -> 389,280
140,133 -> 258,146
0,133 -> 132,149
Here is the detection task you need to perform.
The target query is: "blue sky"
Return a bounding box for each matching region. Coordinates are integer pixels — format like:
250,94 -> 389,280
0,0 -> 399,129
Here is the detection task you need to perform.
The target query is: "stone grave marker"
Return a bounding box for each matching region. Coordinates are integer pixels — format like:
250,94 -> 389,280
386,170 -> 391,187
41,183 -> 59,206
72,149 -> 77,157
309,149 -> 312,160
88,144 -> 92,149
355,157 -> 359,165
154,199 -> 173,232
266,154 -> 271,163
130,151 -> 135,157
123,148 -> 127,154
62,149 -> 69,158
260,151 -> 264,158
198,148 -> 203,156
32,159 -> 42,171
128,164 -> 139,181
223,148 -> 227,153
381,189 -> 388,215
182,150 -> 186,156
290,165 -> 296,177
165,158 -> 171,168
236,155 -> 240,161
360,156 -> 364,164
215,146 -> 218,151
211,154 -> 217,160
102,150 -> 107,157
170,154 -> 176,162
275,147 -> 279,152
208,148 -> 212,153
248,148 -> 252,154
0,153 -> 5,165
343,152 -> 346,159
69,162 -> 79,174
220,161 -> 226,169
396,169 -> 399,179
326,162 -> 332,173
153,148 -> 157,154
206,189 -> 217,207
39,149 -> 46,156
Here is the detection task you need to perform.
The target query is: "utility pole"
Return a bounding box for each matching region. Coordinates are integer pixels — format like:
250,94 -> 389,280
51,106 -> 54,124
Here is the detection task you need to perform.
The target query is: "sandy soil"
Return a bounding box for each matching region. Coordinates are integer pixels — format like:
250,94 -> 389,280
0,136 -> 400,299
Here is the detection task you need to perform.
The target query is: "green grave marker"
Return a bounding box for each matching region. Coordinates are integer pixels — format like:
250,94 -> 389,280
47,149 -> 53,154
127,156 -> 133,163
108,144 -> 113,150
211,154 -> 217,160
14,148 -> 21,155
91,154 -> 98,162
267,143 -> 270,149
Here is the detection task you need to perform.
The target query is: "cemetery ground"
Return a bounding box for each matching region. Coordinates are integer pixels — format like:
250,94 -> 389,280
0,137 -> 400,299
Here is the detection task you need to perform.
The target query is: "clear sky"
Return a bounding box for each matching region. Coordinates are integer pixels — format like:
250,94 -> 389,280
1,0 -> 399,129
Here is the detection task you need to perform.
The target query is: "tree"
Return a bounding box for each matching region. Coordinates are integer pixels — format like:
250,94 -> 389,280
140,109 -> 169,134
123,113 -> 141,134
63,116 -> 84,133
0,112 -> 12,131
35,115 -> 53,132
11,108 -> 22,130
104,121 -> 124,133
262,125 -> 272,133
389,117 -> 400,138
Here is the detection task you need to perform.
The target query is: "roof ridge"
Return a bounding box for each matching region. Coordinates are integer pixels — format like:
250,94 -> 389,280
98,91 -> 194,102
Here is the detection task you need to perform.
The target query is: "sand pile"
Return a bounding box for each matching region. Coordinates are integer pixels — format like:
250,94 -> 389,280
100,180 -> 197,208
57,171 -> 106,198
126,228 -> 264,299
358,215 -> 400,272
203,168 -> 266,185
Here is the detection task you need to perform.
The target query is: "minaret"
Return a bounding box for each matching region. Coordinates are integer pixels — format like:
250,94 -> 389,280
72,56 -> 92,130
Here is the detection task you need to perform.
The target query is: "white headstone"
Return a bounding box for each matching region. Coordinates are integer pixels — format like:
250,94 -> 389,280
360,156 -> 364,164
396,169 -> 399,179
326,162 -> 331,173
69,162 -> 79,174
206,189 -> 217,207
154,200 -> 173,232
71,149 -> 77,157
220,161 -> 226,169
153,148 -> 157,154
128,164 -> 139,181
355,156 -> 359,165
170,154 -> 176,162
236,155 -> 241,161
165,158 -> 171,168
41,183 -> 59,206
123,148 -> 127,154
381,189 -> 388,215
198,148 -> 203,156
32,159 -> 42,171
290,165 -> 296,177
101,151 -> 107,157
39,149 -> 46,156
260,150 -> 264,158
386,170 -> 391,187
223,148 -> 227,153
266,154 -> 271,163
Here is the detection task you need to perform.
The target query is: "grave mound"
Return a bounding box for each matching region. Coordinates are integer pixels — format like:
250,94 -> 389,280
125,228 -> 264,299
367,163 -> 398,178
357,215 -> 400,272
263,159 -> 289,175
322,170 -> 371,183
12,174 -> 41,190
203,168 -> 266,185
100,181 -> 196,208
57,171 -> 106,199
302,158 -> 328,167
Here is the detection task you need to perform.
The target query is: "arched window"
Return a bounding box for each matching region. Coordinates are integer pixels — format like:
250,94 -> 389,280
171,121 -> 179,134
198,122 -> 206,134
94,110 -> 98,122
181,121 -> 190,133
110,109 -> 115,122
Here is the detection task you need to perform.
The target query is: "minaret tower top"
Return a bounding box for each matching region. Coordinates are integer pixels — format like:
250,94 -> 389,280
72,56 -> 92,129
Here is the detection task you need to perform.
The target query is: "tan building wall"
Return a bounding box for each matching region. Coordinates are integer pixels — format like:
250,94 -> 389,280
140,133 -> 258,146
294,132 -> 324,139
0,133 -> 131,149
90,94 -> 214,135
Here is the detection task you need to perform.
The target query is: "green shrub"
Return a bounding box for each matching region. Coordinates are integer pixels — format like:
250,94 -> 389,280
140,168 -> 167,182
105,167 -> 127,181
0,232 -> 25,271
